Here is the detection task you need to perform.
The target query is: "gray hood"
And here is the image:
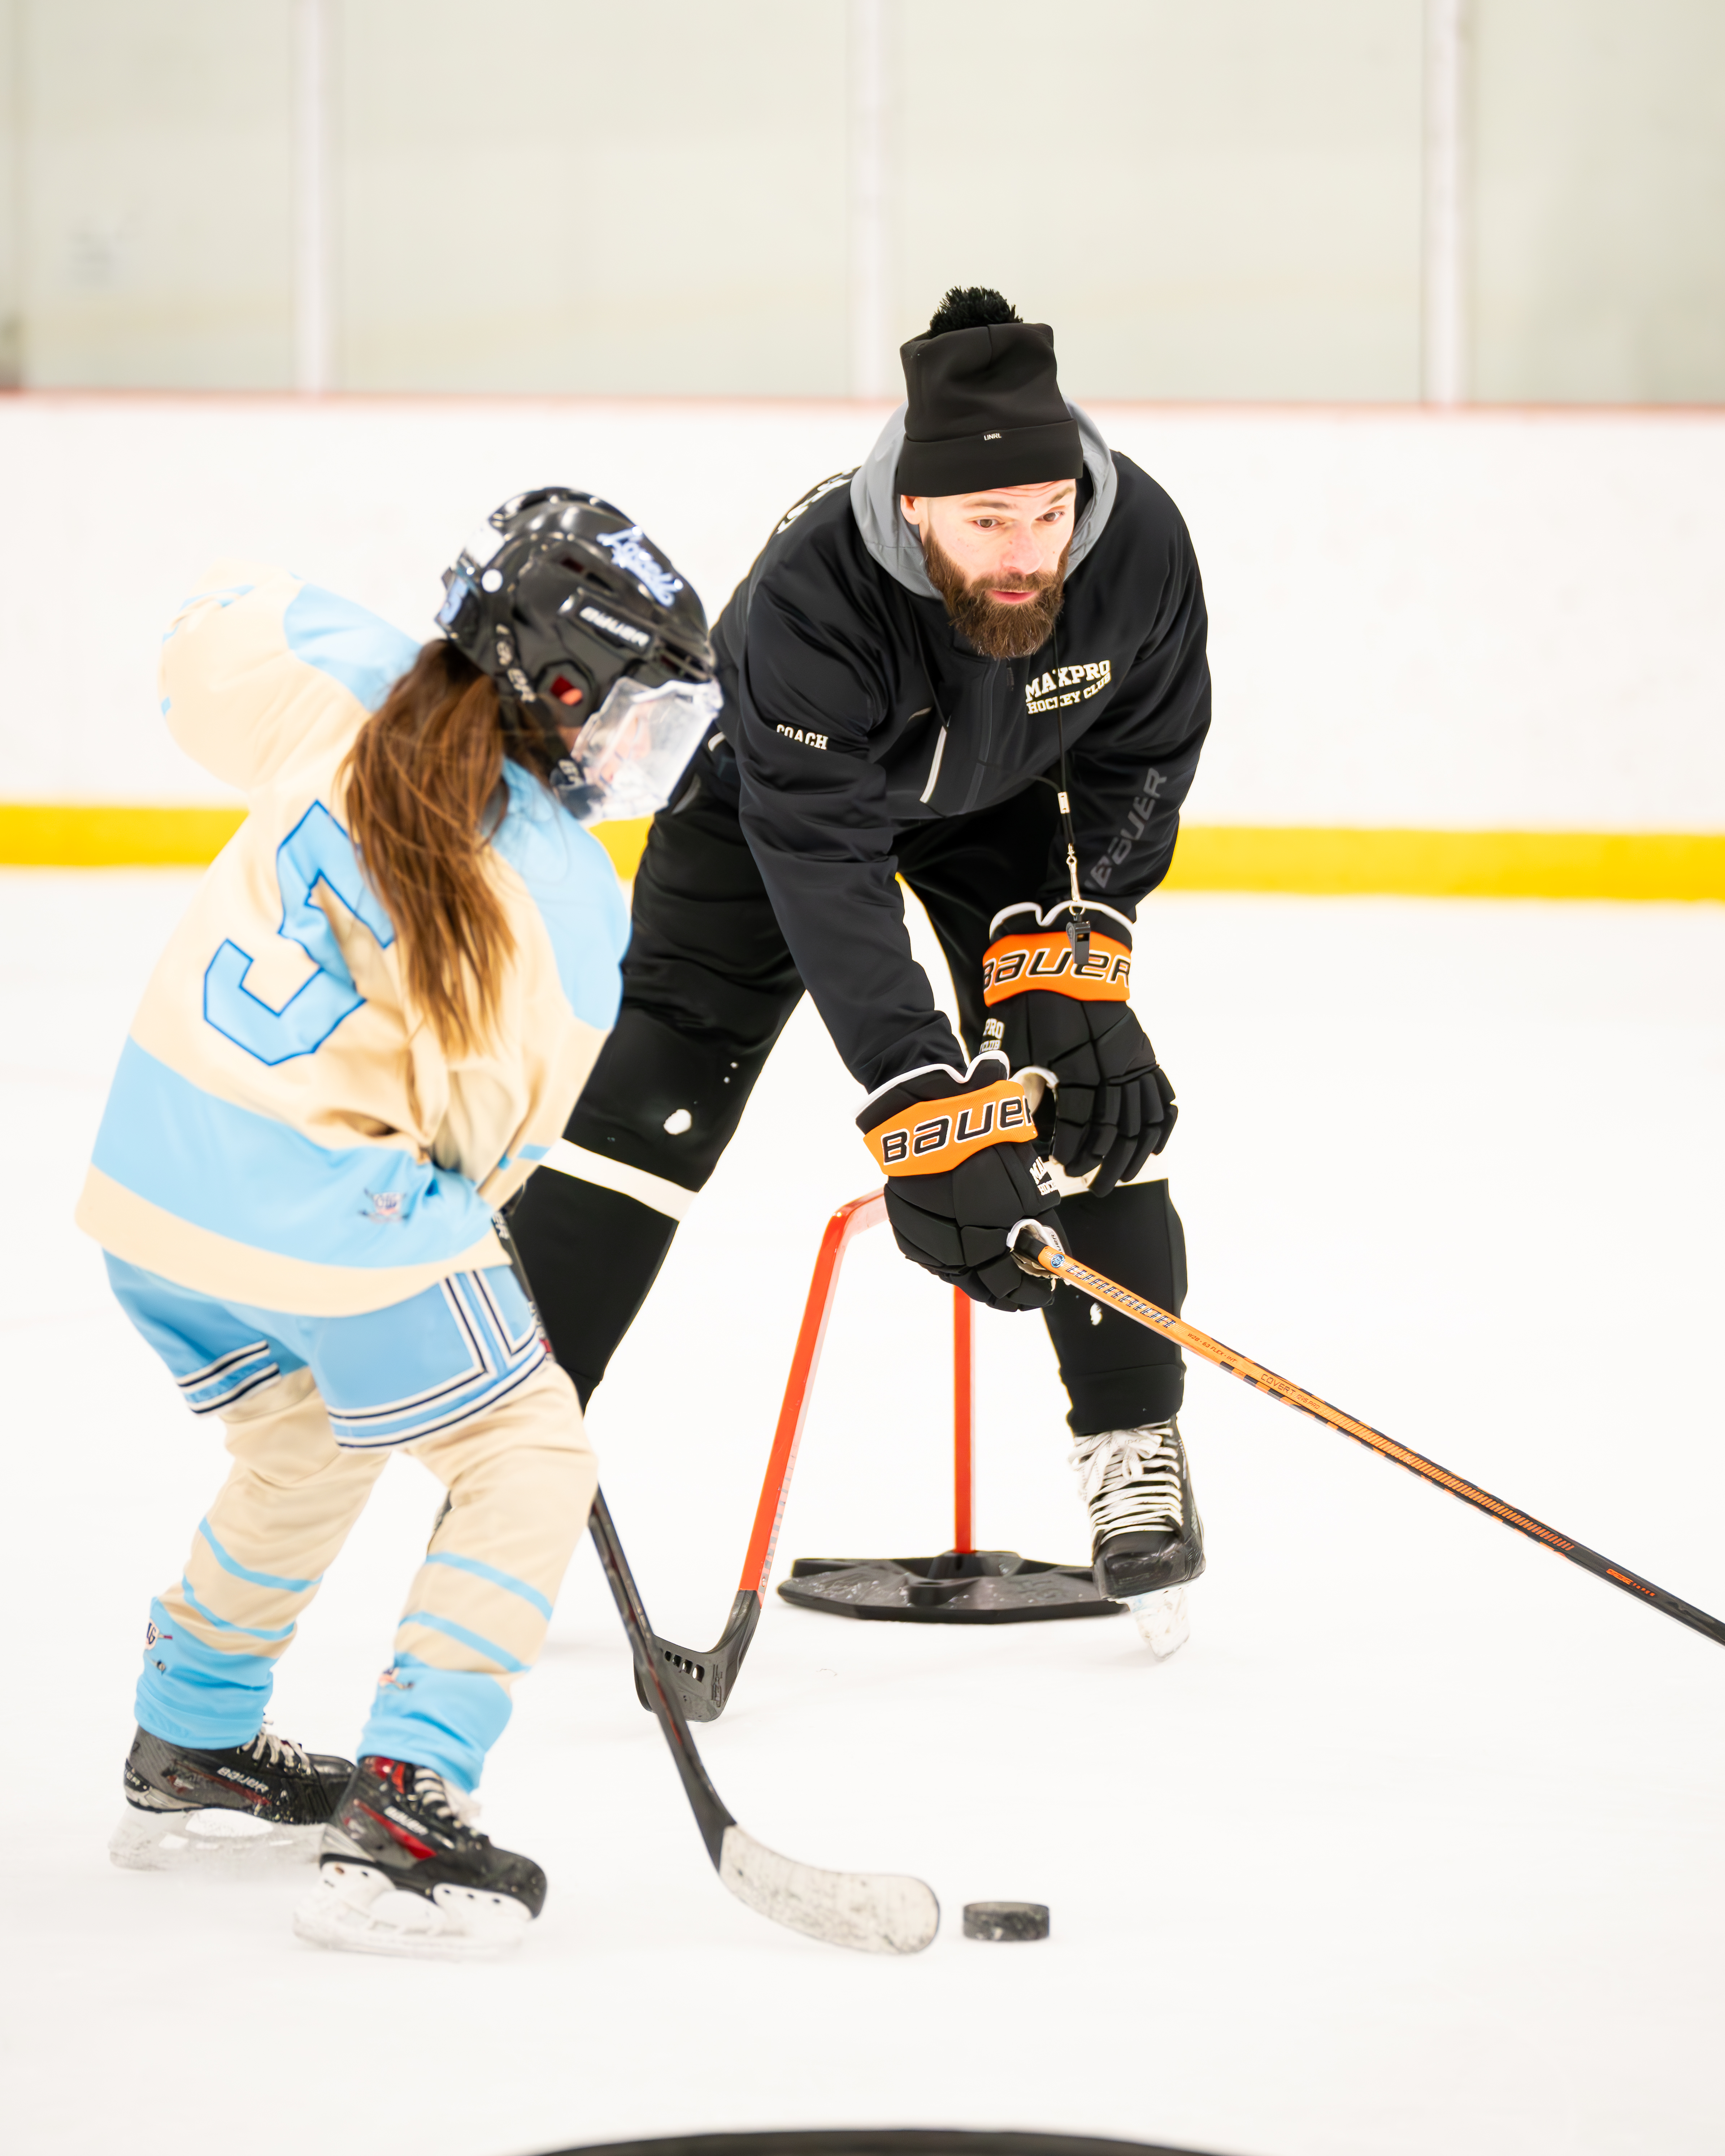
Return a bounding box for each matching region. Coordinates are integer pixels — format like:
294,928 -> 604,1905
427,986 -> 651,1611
849,399 -> 1118,599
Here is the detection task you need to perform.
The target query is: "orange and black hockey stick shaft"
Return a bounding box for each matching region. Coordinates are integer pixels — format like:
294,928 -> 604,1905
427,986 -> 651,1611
1013,1230 -> 1725,1651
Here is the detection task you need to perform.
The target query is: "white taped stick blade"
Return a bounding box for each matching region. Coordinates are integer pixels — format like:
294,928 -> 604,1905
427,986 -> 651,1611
718,1826 -> 938,1954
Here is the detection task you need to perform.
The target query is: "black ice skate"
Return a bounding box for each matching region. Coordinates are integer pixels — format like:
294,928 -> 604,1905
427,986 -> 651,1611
1070,1418 -> 1205,1657
294,1756 -> 547,1960
110,1723 -> 353,1870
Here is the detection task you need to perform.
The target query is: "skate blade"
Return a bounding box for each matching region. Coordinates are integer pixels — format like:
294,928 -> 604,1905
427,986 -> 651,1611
292,1863 -> 533,1962
109,1803 -> 323,1872
1122,1584 -> 1190,1659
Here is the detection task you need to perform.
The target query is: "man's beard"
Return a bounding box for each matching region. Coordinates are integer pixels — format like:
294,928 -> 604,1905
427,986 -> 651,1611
922,527 -> 1069,662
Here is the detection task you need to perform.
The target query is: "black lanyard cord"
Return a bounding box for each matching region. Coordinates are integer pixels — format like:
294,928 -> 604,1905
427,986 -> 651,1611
1050,626 -> 1091,968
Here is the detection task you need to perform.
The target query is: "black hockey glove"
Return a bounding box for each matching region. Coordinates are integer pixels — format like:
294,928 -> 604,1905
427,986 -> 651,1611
981,904 -> 1177,1198
859,1051 -> 1062,1312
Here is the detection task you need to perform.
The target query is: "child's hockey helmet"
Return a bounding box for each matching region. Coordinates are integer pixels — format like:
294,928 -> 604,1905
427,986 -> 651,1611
437,489 -> 722,825
436,488 -> 715,730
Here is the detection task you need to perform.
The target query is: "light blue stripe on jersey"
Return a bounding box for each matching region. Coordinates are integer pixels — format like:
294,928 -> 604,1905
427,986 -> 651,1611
359,1657 -> 513,1792
197,1519 -> 319,1595
424,1552 -> 553,1620
283,585 -> 420,712
92,1037 -> 494,1270
489,761 -> 629,1033
136,1596 -> 278,1750
167,582 -> 255,634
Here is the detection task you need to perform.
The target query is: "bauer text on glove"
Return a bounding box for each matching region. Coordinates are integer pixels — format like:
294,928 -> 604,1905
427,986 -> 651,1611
857,1052 -> 1062,1312
980,902 -> 1176,1198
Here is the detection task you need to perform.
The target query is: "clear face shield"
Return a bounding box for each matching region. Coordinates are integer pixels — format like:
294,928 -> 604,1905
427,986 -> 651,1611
547,670 -> 723,826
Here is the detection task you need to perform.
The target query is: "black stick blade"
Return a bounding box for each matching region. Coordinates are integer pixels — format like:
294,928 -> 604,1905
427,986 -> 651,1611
717,1826 -> 938,1954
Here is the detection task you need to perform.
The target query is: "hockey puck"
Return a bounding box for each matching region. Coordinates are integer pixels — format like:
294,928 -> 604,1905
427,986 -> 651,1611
962,1900 -> 1050,1942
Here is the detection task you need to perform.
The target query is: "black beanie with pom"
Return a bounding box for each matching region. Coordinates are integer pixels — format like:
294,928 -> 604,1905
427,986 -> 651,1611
896,288 -> 1082,497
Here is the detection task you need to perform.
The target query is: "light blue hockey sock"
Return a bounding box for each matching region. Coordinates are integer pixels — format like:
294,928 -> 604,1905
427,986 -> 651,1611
134,1598 -> 276,1750
356,1658 -> 513,1792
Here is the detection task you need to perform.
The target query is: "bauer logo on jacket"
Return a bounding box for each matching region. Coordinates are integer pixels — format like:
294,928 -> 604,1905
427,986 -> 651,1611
1090,765 -> 1168,890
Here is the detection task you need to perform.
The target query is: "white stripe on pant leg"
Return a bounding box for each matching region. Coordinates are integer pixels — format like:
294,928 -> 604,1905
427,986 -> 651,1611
539,1138 -> 698,1222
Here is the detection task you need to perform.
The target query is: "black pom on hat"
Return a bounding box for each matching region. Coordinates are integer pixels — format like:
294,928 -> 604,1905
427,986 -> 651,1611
925,286 -> 1022,336
897,290 -> 1082,498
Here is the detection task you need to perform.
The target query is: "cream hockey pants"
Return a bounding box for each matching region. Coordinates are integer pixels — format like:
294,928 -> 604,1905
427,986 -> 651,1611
138,1358 -> 595,1789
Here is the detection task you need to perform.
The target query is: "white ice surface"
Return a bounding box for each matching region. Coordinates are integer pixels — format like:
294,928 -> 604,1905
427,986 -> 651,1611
3,874 -> 1724,2156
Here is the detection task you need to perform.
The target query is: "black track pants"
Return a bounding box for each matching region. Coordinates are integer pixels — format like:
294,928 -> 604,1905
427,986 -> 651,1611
508,781 -> 1187,1431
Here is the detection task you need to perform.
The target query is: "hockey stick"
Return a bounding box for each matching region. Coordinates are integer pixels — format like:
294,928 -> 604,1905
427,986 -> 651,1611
1012,1225 -> 1725,1651
587,1488 -> 938,1953
492,1212 -> 939,1954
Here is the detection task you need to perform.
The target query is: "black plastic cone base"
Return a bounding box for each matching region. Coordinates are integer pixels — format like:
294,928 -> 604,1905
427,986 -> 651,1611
778,1549 -> 1121,1624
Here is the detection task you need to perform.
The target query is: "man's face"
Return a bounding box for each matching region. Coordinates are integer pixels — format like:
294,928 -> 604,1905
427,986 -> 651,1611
901,478 -> 1077,660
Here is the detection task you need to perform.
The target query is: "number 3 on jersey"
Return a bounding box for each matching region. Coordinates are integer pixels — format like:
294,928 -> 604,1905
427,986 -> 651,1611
203,803 -> 395,1065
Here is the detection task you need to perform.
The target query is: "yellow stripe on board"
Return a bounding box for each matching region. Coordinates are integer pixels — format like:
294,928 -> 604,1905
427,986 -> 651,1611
1,805 -> 1720,901
0,802 -> 247,866
1162,826 -> 1725,901
589,817 -> 652,880
0,802 -> 656,882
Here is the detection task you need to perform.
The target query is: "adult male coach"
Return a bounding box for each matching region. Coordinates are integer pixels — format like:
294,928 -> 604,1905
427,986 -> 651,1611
511,287 -> 1213,1641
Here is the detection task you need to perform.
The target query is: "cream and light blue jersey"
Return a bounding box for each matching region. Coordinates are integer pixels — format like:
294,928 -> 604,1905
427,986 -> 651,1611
77,562 -> 629,1316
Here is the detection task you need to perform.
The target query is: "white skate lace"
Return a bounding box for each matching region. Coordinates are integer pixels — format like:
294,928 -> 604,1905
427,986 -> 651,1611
240,1726 -> 311,1773
1069,1419 -> 1184,1540
407,1766 -> 483,1832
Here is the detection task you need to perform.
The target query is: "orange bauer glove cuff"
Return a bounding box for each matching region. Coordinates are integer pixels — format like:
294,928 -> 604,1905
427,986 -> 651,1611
981,928 -> 1131,1005
862,1077 -> 1037,1177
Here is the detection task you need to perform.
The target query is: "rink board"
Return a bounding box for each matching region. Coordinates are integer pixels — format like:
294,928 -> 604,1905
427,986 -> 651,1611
0,396 -> 1722,849
4,805 -> 1722,902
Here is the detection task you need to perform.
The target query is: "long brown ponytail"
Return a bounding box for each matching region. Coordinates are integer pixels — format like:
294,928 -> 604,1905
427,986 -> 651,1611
341,640 -> 538,1059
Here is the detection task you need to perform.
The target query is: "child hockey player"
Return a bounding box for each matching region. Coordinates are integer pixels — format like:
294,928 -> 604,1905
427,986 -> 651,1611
77,489 -> 719,1958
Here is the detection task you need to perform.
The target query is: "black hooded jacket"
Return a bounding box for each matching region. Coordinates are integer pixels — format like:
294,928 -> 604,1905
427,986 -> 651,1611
706,409 -> 1211,1096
